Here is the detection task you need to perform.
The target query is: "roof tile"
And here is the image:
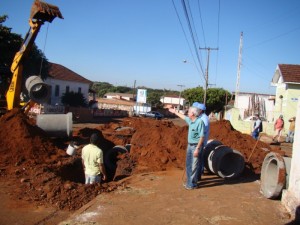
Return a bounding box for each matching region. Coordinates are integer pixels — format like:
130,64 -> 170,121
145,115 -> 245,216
48,62 -> 92,84
279,64 -> 300,83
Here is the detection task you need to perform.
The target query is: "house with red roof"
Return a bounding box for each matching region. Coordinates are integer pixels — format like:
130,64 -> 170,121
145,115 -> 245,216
271,64 -> 300,123
45,62 -> 92,105
226,64 -> 300,136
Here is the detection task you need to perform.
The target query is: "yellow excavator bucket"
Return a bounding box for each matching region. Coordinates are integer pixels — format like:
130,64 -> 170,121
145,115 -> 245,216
30,0 -> 63,23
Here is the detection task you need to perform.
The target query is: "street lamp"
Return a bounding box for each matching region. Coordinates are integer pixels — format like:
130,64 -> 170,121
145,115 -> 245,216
183,59 -> 207,104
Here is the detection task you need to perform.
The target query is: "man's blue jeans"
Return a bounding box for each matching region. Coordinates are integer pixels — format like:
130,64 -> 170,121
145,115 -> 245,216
186,144 -> 203,188
286,131 -> 294,143
252,130 -> 259,140
85,174 -> 101,184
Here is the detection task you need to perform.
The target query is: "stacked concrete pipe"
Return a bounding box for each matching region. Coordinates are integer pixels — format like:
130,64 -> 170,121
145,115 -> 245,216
260,152 -> 291,199
203,139 -> 245,179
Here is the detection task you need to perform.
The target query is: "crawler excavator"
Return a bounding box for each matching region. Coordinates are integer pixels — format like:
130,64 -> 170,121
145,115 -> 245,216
2,1 -> 72,137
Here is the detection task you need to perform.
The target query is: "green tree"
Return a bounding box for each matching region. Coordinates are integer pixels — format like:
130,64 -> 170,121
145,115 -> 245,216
147,92 -> 163,108
182,87 -> 204,104
182,87 -> 231,114
206,88 -> 231,113
92,82 -> 113,97
61,91 -> 87,107
112,86 -> 132,93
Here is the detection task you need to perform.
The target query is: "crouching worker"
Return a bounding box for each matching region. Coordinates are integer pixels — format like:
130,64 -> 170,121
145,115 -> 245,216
82,133 -> 107,184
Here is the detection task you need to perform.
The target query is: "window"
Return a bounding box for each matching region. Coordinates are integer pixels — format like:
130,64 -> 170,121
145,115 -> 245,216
55,85 -> 60,97
66,86 -> 70,93
78,87 -> 81,94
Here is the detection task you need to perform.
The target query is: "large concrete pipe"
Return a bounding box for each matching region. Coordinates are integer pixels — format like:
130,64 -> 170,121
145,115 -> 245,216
36,112 -> 73,137
25,75 -> 50,104
260,152 -> 291,199
203,139 -> 223,173
208,145 -> 245,179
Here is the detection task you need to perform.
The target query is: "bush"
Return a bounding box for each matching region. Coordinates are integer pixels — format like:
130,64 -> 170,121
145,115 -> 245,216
61,91 -> 87,107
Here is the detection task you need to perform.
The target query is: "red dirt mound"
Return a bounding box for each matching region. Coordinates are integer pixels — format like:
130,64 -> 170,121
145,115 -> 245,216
0,109 -> 119,211
209,120 -> 284,173
120,118 -> 187,173
0,111 -> 284,211
97,118 -> 284,175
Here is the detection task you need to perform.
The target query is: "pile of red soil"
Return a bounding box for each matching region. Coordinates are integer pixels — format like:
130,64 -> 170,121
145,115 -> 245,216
209,120 -> 284,173
115,118 -> 187,173
101,118 -> 283,175
0,109 -> 119,211
0,111 -> 284,211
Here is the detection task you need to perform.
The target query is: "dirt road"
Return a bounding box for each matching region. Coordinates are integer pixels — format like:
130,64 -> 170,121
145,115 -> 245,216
59,169 -> 292,225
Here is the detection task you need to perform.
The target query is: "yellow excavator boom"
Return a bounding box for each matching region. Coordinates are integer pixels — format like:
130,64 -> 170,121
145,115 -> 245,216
6,0 -> 63,110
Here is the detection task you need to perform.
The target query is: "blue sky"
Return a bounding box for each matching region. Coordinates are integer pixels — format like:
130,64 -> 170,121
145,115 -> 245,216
1,0 -> 300,94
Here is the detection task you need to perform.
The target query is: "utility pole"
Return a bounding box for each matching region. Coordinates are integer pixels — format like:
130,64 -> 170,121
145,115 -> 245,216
133,80 -> 136,101
199,47 -> 218,105
235,32 -> 243,108
177,84 -> 185,112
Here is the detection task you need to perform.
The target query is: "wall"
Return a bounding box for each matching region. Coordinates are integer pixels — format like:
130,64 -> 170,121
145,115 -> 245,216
160,96 -> 185,106
282,96 -> 300,217
97,102 -> 133,112
227,107 -> 276,136
285,84 -> 300,123
105,95 -> 131,101
272,83 -> 300,136
93,108 -> 128,118
234,93 -> 275,122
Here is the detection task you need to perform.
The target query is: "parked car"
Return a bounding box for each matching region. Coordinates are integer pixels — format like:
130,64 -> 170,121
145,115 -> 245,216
244,115 -> 267,122
140,111 -> 164,119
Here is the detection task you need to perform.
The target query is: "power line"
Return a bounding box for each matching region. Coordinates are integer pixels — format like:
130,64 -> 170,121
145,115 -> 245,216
213,0 -> 221,90
197,0 -> 206,47
171,0 -> 204,84
185,0 -> 202,50
245,26 -> 300,49
172,0 -> 222,90
200,47 -> 219,105
181,0 -> 205,77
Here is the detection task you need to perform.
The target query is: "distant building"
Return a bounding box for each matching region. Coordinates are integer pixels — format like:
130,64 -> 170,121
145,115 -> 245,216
45,62 -> 92,105
160,94 -> 186,108
233,92 -> 275,122
226,63 -> 300,136
104,92 -> 135,101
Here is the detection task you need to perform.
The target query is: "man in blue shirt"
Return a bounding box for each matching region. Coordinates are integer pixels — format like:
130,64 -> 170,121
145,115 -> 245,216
251,114 -> 262,140
192,102 -> 210,146
168,106 -> 205,190
192,102 -> 210,178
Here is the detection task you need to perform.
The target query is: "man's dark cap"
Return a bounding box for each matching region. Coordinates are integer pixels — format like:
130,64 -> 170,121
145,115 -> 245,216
90,133 -> 99,144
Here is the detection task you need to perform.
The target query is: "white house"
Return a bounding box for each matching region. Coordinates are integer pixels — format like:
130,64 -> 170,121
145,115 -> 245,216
45,62 -> 92,105
160,95 -> 186,108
